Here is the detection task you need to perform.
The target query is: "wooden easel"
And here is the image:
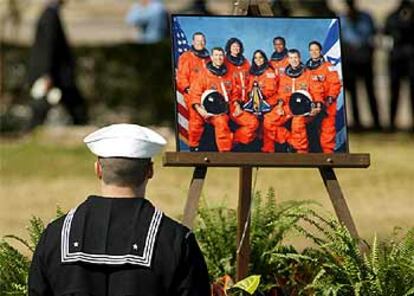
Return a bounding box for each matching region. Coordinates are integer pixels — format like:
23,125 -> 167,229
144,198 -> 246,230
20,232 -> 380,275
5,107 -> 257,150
163,153 -> 370,280
164,0 -> 371,281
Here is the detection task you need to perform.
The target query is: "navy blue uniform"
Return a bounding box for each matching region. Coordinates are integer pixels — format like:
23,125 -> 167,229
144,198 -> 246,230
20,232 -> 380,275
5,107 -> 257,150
29,196 -> 210,296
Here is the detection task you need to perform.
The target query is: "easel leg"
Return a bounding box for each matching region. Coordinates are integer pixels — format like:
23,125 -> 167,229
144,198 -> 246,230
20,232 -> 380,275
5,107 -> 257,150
236,167 -> 253,281
320,167 -> 369,252
319,167 -> 360,237
182,166 -> 207,229
232,0 -> 272,280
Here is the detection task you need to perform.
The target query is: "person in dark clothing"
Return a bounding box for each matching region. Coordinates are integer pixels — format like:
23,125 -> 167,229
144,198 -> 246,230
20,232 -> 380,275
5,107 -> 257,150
270,0 -> 291,16
384,0 -> 414,131
340,0 -> 381,130
28,124 -> 211,296
305,0 -> 336,17
27,0 -> 88,127
190,0 -> 212,15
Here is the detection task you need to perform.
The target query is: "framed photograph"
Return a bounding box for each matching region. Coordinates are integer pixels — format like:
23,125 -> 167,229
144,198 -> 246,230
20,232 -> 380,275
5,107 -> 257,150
171,15 -> 348,154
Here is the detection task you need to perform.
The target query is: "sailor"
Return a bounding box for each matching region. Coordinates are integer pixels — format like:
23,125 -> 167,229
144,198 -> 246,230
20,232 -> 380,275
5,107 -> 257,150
28,123 -> 211,295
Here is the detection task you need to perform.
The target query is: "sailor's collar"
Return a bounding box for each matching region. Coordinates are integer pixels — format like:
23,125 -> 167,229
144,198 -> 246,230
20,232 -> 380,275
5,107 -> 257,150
61,197 -> 163,267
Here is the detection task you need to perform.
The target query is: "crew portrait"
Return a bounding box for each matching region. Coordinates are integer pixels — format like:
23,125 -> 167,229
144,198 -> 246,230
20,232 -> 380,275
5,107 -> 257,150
172,15 -> 347,153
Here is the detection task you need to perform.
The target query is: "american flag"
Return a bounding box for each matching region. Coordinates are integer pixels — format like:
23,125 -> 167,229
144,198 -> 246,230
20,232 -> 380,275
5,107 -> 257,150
172,17 -> 191,151
322,19 -> 347,152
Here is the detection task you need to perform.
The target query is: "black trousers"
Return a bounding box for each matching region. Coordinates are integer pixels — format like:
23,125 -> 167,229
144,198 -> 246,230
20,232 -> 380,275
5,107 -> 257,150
389,48 -> 414,130
29,86 -> 88,128
343,56 -> 381,129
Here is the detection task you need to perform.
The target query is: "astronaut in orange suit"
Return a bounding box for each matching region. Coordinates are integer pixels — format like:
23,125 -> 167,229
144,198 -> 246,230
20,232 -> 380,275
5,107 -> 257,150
270,36 -> 290,76
224,38 -> 259,150
306,41 -> 342,153
246,50 -> 291,153
176,32 -> 210,106
224,38 -> 250,99
190,47 -> 239,152
277,49 -> 324,153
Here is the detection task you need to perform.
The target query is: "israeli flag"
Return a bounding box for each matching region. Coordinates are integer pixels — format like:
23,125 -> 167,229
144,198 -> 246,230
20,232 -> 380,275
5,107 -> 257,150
323,19 -> 347,152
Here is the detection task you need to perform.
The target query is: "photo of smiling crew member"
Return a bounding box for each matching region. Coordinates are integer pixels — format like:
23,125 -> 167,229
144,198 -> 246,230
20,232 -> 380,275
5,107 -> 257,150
224,38 -> 259,151
176,32 -> 210,105
306,40 -> 342,153
190,47 -> 238,152
245,50 -> 291,153
278,49 -> 324,153
270,36 -> 290,76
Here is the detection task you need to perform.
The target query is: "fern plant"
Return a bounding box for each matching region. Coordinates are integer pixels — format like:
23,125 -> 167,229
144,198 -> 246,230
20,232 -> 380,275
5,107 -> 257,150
373,228 -> 414,296
250,189 -> 322,292
195,188 -> 323,292
0,216 -> 45,295
196,189 -> 414,296
298,215 -> 414,296
195,204 -> 238,279
0,209 -> 63,296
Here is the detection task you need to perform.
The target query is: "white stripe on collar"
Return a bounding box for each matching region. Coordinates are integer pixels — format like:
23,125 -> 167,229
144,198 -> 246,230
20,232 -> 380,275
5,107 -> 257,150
61,206 -> 163,267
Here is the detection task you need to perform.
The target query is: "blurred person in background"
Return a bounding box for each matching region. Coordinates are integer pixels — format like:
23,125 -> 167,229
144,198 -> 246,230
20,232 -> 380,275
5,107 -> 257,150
305,0 -> 336,17
340,0 -> 381,131
125,0 -> 168,44
384,0 -> 414,132
27,0 -> 88,128
270,0 -> 291,16
187,0 -> 212,15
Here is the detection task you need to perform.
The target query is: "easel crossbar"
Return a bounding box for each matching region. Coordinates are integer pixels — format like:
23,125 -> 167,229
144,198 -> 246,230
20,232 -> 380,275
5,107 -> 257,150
163,152 -> 370,168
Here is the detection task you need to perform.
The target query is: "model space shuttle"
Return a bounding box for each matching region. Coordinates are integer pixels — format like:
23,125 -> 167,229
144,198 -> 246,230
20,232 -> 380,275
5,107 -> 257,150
243,81 -> 271,116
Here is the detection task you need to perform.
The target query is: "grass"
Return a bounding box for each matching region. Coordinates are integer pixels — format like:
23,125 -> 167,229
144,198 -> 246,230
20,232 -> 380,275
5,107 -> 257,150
1,126 -> 413,249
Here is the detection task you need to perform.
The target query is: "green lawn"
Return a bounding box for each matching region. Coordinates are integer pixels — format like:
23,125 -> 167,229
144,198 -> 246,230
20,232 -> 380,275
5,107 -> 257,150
1,127 -> 413,247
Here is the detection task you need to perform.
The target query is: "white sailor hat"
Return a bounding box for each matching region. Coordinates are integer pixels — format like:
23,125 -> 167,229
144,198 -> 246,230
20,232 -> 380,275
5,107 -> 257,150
83,124 -> 167,158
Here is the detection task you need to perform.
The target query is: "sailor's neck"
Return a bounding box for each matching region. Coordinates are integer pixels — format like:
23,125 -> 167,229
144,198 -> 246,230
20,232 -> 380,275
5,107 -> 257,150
100,183 -> 146,198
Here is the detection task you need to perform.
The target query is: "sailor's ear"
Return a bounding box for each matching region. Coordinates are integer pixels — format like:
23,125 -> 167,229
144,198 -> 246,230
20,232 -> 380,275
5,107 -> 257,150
147,161 -> 154,179
95,160 -> 103,180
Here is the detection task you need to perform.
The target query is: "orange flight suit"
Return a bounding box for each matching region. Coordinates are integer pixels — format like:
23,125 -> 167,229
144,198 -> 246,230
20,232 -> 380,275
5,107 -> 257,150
278,68 -> 324,153
270,56 -> 290,76
225,58 -> 259,145
247,66 -> 291,152
176,50 -> 210,105
308,61 -> 342,153
190,65 -> 238,152
225,58 -> 250,101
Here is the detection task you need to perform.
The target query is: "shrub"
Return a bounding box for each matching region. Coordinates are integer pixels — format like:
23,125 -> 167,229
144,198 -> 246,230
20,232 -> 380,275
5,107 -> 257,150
0,208 -> 63,295
195,189 -> 324,292
302,223 -> 414,296
195,189 -> 414,295
0,216 -> 44,295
